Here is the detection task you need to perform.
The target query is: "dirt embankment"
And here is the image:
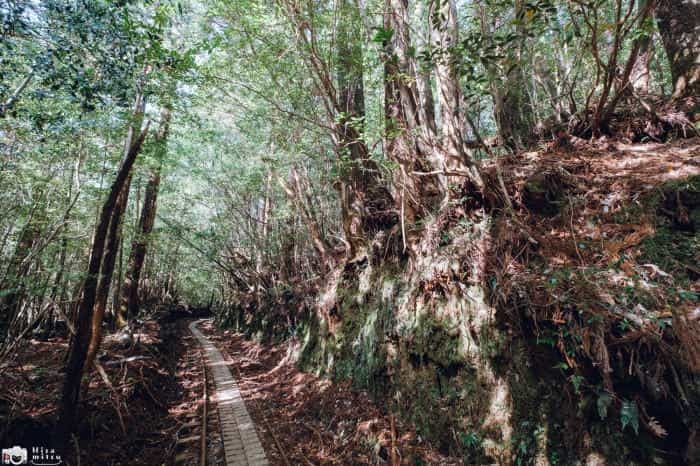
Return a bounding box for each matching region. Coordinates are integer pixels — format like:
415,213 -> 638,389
198,319 -> 461,465
222,138 -> 700,465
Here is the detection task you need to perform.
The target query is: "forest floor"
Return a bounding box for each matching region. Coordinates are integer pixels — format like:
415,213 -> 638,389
198,319 -> 460,465
0,313 -> 459,465
491,136 -> 699,329
0,313 -> 209,466
481,136 -> 699,463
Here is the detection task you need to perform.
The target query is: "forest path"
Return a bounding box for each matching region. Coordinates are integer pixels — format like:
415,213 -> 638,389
189,319 -> 269,466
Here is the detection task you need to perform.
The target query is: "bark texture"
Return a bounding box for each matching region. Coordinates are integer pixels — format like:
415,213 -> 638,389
430,0 -> 482,186
656,0 -> 700,98
0,207 -> 42,340
117,108 -> 171,328
383,0 -> 442,251
55,99 -> 149,440
84,180 -> 130,371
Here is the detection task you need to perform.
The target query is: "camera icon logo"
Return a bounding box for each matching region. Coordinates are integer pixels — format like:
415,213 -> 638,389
1,446 -> 27,465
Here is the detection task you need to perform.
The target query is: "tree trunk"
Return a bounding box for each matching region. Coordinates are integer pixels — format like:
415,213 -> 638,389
117,107 -> 171,328
55,94 -> 149,441
383,0 -> 444,253
655,0 -> 700,98
0,69 -> 34,118
335,0 -> 367,257
630,5 -> 653,97
333,0 -> 395,256
111,233 -> 124,326
413,0 -> 437,138
382,0 -> 482,253
84,179 -> 130,372
0,199 -> 44,342
278,166 -> 335,269
278,0 -> 394,257
430,0 -> 482,188
255,172 -> 272,277
492,1 -> 535,150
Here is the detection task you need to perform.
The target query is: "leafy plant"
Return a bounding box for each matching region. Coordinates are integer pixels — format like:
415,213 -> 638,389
620,400 -> 639,435
597,393 -> 612,420
459,431 -> 482,449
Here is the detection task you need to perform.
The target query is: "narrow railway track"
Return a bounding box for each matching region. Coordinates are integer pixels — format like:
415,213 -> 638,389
189,319 -> 268,466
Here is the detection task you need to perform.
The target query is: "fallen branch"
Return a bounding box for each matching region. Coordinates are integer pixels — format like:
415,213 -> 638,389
104,355 -> 151,366
93,361 -> 127,435
139,366 -> 166,409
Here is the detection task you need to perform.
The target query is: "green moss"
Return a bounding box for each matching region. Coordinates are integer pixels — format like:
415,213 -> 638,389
323,270 -> 395,395
408,314 -> 462,367
637,175 -> 700,284
297,314 -> 323,371
640,226 -> 698,284
525,178 -> 547,193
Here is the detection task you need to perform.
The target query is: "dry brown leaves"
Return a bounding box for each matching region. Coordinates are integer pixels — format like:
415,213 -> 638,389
201,321 -> 461,465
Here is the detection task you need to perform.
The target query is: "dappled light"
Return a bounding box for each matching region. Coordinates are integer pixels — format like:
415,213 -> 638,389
1,0 -> 699,465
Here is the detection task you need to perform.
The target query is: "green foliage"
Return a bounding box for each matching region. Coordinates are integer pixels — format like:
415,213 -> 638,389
372,27 -> 394,44
620,400 -> 639,435
458,430 -> 481,449
597,392 -> 613,420
627,177 -> 700,323
0,1 -> 692,460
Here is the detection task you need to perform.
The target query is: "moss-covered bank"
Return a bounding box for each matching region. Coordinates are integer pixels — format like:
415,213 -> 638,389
218,174 -> 700,465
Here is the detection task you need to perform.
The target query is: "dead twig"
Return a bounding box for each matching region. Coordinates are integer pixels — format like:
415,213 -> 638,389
138,366 -> 166,409
71,433 -> 81,466
93,360 -> 127,435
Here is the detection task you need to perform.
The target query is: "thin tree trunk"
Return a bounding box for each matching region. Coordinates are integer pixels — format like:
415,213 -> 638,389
0,199 -> 44,341
256,172 -> 272,275
84,179 -> 131,372
117,107 -> 171,328
111,233 -> 124,326
55,93 -> 150,440
278,166 -> 334,269
0,69 -> 34,118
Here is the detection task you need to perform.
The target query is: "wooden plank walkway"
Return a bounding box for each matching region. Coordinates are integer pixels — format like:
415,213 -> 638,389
189,319 -> 268,466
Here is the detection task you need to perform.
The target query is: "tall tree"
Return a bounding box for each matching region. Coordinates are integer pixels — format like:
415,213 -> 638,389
277,0 -> 394,259
655,0 -> 700,98
430,0 -> 481,185
55,91 -> 150,440
486,0 -> 535,150
84,180 -> 131,371
382,0 -> 441,251
117,106 -> 172,328
382,0 -> 483,252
